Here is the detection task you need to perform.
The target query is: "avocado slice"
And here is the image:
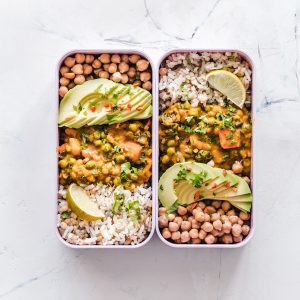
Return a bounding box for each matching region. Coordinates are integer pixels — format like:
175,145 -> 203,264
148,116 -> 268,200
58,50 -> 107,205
58,79 -> 117,126
133,105 -> 152,120
214,176 -> 251,197
230,201 -> 252,212
206,168 -> 239,193
158,162 -> 215,209
212,194 -> 252,202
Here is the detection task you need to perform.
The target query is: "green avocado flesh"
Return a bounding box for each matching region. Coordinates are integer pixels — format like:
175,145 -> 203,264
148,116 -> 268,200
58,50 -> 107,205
158,162 -> 252,212
58,79 -> 152,127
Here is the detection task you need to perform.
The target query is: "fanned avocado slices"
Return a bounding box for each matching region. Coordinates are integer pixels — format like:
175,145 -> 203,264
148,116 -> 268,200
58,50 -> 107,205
58,79 -> 152,128
158,162 -> 253,212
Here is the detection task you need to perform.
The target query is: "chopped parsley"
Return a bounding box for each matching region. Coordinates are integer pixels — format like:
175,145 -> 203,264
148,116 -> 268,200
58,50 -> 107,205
106,114 -> 119,123
73,103 -> 83,113
225,132 -> 237,144
176,167 -> 190,181
190,170 -> 207,188
216,112 -> 236,130
194,125 -> 207,135
60,211 -> 70,220
159,185 -> 164,191
112,193 -> 125,214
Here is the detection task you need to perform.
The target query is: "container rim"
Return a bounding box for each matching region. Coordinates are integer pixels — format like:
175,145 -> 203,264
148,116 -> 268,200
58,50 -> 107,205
155,48 -> 256,249
55,49 -> 157,249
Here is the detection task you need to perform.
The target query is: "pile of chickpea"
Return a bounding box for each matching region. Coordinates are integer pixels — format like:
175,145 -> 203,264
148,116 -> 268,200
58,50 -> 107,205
59,53 -> 152,97
158,200 -> 251,244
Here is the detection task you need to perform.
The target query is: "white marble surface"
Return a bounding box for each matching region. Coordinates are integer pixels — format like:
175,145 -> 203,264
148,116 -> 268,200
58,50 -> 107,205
1,0 -> 300,299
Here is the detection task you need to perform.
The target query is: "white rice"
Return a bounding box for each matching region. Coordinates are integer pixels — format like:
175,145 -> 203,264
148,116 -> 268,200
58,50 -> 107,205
159,51 -> 252,111
57,184 -> 152,246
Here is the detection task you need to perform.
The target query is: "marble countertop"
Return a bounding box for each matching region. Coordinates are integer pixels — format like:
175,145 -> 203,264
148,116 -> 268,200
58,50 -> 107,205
1,0 -> 300,299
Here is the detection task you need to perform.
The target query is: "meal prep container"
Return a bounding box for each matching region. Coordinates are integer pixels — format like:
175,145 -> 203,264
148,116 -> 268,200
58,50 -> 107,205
56,49 -> 158,249
155,49 -> 256,248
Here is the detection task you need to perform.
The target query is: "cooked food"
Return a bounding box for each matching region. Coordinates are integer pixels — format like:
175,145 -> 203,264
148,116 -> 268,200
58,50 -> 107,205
58,121 -> 152,190
158,162 -> 252,212
57,53 -> 153,246
58,78 -> 152,128
158,51 -> 252,245
159,102 -> 251,175
59,53 -> 152,98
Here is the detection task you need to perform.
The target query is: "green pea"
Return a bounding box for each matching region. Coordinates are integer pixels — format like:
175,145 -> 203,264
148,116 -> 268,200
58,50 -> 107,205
59,160 -> 68,168
130,173 -> 138,181
115,154 -> 125,163
93,140 -> 102,147
129,123 -> 138,132
167,140 -> 176,147
162,155 -> 170,164
85,161 -> 95,169
93,131 -> 101,139
167,147 -> 176,156
102,143 -> 112,153
88,134 -> 94,142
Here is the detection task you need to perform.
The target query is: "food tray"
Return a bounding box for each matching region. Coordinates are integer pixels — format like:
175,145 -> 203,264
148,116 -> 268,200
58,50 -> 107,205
56,49 -> 157,249
155,49 -> 255,248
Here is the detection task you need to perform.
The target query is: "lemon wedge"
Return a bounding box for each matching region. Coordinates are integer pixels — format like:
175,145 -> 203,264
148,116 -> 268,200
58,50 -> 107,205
206,70 -> 246,108
66,183 -> 105,221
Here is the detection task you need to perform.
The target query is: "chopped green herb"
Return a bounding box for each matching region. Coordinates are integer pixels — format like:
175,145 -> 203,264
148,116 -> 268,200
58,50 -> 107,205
61,211 -> 70,220
190,171 -> 207,188
159,185 -> 164,191
112,193 -> 125,214
194,125 -> 207,135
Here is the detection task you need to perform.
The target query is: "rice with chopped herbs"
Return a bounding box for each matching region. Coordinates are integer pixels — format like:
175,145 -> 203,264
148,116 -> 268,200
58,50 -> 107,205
57,184 -> 152,246
159,51 -> 252,111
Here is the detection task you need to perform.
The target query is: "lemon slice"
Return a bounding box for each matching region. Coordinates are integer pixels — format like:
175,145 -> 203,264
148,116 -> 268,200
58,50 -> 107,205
206,70 -> 246,108
66,183 -> 105,221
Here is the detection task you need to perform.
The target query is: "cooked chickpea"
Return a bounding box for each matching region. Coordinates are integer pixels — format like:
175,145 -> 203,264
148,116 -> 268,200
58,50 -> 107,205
201,222 -> 213,233
204,213 -> 211,222
207,160 -> 215,167
239,211 -> 250,221
60,77 -> 70,86
121,74 -> 129,84
174,216 -> 183,227
111,72 -> 122,83
171,231 -> 181,241
85,54 -> 94,64
162,228 -> 171,239
167,213 -> 176,222
111,54 -> 121,63
136,59 -> 149,71
198,229 -> 207,240
75,53 -> 85,64
158,207 -> 166,216
221,201 -> 231,212
192,207 -> 202,215
181,221 -> 192,231
232,161 -> 243,174
68,82 -> 75,89
59,86 -> 68,97
71,64 -> 83,75
127,67 -> 136,78
177,205 -> 187,216
238,219 -> 244,226
140,71 -> 151,82
212,201 -> 221,209
198,201 -> 206,210
222,234 -> 233,244
213,219 -> 222,231
158,215 -> 168,228
211,229 -> 220,237
189,228 -> 199,239
191,219 -> 200,229
217,209 -> 225,216
241,225 -> 250,236
195,211 -> 205,222
229,215 -> 239,224
74,75 -> 85,85
220,215 -> 228,223
92,59 -> 101,69
64,56 -> 75,67
222,221 -> 232,234
211,213 -> 220,222
233,235 -> 243,243
60,66 -> 69,75
129,54 -> 140,64
83,64 -> 93,75
121,54 -> 129,62
142,81 -> 152,90
169,222 -> 179,232
103,64 -> 109,71
108,63 -> 118,74
159,67 -> 167,76
118,62 -> 129,74
64,72 -> 75,80
180,231 -> 190,243
99,53 -> 110,64
227,209 -> 236,217
205,234 -> 215,244
232,224 -> 242,237
191,238 -> 201,244
99,71 -> 109,79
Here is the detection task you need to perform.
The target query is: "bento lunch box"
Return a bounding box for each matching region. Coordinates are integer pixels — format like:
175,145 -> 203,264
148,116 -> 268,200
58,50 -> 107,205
56,49 -> 158,249
155,49 -> 256,249
56,49 -> 255,249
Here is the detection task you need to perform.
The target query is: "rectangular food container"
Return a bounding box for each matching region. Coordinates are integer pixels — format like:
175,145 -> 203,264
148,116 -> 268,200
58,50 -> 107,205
56,49 -> 158,249
155,49 -> 256,248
